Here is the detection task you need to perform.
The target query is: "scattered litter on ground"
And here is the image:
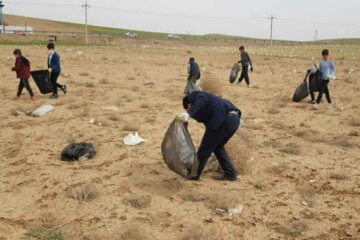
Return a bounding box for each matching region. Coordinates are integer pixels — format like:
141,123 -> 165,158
123,132 -> 146,146
61,142 -> 96,161
215,204 -> 243,217
31,105 -> 54,117
102,105 -> 119,111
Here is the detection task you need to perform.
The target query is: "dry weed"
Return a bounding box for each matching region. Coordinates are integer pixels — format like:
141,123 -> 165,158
206,190 -> 238,210
267,162 -> 288,175
124,194 -> 152,209
201,73 -> 223,96
79,72 -> 90,77
122,124 -> 138,132
85,82 -> 96,88
281,143 -> 301,155
226,129 -> 253,175
26,227 -> 64,240
119,223 -> 152,240
329,172 -> 348,180
108,114 -> 120,122
268,107 -> 280,115
66,184 -> 98,201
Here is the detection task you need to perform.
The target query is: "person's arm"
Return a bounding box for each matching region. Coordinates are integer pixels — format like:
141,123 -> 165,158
187,93 -> 208,118
12,58 -> 22,72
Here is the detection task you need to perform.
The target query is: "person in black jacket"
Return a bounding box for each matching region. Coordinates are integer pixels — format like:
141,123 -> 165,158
238,46 -> 253,87
47,43 -> 67,99
184,57 -> 201,94
178,91 -> 241,181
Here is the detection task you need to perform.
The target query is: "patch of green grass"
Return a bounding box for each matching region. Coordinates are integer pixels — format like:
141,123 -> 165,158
26,227 -> 63,240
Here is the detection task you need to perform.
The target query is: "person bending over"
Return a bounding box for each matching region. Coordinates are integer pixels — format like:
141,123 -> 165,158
178,91 -> 241,181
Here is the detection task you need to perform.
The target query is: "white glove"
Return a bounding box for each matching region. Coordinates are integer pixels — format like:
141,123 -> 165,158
177,112 -> 190,122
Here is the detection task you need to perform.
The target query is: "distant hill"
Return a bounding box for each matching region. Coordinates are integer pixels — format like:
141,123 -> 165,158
3,14 -> 360,44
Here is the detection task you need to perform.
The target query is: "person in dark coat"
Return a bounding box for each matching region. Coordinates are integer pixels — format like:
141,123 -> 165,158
47,43 -> 67,99
178,91 -> 241,181
11,49 -> 34,99
184,57 -> 201,94
238,46 -> 253,87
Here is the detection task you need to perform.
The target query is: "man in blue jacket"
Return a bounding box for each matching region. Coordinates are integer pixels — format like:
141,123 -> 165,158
178,91 -> 241,181
47,43 -> 67,99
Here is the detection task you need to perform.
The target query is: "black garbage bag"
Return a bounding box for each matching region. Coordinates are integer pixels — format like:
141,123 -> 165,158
30,70 -> 53,94
292,80 -> 309,102
229,63 -> 240,83
61,142 -> 96,161
161,119 -> 199,178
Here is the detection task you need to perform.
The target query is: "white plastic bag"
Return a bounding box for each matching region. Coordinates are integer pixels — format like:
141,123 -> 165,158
123,132 -> 146,146
31,105 -> 54,117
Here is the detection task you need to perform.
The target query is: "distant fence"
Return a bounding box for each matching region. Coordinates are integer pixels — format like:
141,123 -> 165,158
0,30 -> 347,46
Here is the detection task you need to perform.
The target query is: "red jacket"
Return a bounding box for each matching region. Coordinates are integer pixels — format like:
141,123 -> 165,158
12,57 -> 31,79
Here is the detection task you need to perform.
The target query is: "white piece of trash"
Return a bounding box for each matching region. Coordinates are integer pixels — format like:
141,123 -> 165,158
123,132 -> 146,146
102,106 -> 119,112
31,105 -> 54,117
228,205 -> 243,216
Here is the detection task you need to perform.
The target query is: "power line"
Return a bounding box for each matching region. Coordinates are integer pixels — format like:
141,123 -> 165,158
81,1 -> 90,45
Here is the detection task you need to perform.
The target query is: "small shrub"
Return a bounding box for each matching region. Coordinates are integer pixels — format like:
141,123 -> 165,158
122,124 -> 138,132
26,227 -> 64,240
281,143 -> 301,155
108,114 -> 120,122
330,173 -> 348,180
124,194 -> 152,209
85,82 -> 96,88
66,184 -> 98,201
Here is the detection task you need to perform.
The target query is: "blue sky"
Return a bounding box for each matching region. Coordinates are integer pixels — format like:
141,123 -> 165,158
3,0 -> 360,41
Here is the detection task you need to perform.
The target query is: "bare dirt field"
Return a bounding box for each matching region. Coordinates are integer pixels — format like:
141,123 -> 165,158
0,40 -> 359,240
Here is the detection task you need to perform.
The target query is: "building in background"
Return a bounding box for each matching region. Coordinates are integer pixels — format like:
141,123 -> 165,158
0,1 -> 33,34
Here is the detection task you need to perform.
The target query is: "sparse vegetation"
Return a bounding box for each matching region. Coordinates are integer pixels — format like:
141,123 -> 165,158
85,82 -> 96,88
281,143 -> 301,155
124,194 -> 152,209
66,184 -> 98,201
26,227 -> 64,240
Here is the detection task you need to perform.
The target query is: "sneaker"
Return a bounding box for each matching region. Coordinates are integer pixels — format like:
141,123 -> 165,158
309,100 -> 316,104
62,85 -> 67,94
212,175 -> 238,182
312,103 -> 319,110
49,94 -> 58,99
247,84 -> 252,88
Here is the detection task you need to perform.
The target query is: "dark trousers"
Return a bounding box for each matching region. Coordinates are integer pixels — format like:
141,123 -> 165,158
239,65 -> 250,85
310,91 -> 315,102
17,79 -> 34,97
197,114 -> 240,178
50,72 -> 63,94
316,80 -> 331,104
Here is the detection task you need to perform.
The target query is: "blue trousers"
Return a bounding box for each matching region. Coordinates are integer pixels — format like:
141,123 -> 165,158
197,114 -> 240,178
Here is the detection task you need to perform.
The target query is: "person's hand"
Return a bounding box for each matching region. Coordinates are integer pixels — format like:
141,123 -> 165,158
11,67 -> 15,71
48,68 -> 52,73
176,112 -> 190,122
250,67 -> 254,72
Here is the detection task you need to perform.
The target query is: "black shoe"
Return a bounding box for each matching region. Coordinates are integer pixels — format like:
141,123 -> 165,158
49,94 -> 58,99
308,100 -> 315,104
212,175 -> 238,182
188,176 -> 200,181
62,85 -> 67,94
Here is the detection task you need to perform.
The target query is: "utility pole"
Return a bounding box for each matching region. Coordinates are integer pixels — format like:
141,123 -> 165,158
268,15 -> 277,46
314,29 -> 318,41
82,1 -> 90,45
0,1 -> 5,34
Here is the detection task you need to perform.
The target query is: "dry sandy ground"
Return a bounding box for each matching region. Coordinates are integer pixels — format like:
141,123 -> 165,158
0,40 -> 359,240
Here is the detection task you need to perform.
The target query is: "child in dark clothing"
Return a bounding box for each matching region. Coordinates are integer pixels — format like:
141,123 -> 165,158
11,49 -> 34,99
